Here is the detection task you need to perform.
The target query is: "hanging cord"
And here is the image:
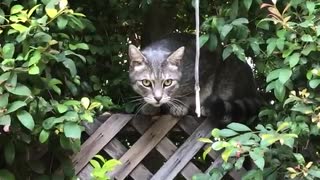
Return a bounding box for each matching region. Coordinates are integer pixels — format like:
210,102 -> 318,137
194,0 -> 201,117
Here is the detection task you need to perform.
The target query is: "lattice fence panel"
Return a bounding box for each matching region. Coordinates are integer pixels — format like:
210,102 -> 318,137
73,113 -> 246,180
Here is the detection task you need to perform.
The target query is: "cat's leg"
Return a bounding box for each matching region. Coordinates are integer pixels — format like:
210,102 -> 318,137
140,104 -> 160,115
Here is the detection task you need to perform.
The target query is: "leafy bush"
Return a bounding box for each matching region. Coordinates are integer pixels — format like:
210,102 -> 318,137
195,0 -> 320,179
0,0 -> 111,178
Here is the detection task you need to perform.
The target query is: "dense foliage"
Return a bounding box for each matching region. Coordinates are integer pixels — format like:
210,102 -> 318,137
1,0 -> 320,179
196,0 -> 320,179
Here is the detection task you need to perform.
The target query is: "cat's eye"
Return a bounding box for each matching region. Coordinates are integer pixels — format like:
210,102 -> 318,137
142,79 -> 152,87
163,79 -> 173,87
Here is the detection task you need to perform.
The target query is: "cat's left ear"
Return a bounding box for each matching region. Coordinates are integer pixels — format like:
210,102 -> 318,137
128,45 -> 145,66
167,46 -> 185,66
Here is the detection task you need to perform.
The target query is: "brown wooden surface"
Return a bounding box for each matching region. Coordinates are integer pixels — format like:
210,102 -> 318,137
77,113 -> 246,180
131,115 -> 202,179
79,115 -> 153,180
110,115 -> 180,180
72,114 -> 132,174
151,118 -> 213,180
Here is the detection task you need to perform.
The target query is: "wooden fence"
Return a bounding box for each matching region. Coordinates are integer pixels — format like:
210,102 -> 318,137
72,113 -> 246,180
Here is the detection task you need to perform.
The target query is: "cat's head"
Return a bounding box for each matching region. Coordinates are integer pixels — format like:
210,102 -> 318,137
128,45 -> 185,107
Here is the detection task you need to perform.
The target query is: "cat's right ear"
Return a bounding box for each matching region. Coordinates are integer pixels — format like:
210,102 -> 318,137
128,45 -> 145,67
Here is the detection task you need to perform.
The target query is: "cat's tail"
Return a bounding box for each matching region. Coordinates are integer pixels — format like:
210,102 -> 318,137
204,96 -> 264,127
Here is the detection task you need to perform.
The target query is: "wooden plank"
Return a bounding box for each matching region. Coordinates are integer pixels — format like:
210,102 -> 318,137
151,118 -> 213,180
81,115 -> 153,180
72,114 -> 132,174
110,115 -> 179,180
131,116 -> 202,180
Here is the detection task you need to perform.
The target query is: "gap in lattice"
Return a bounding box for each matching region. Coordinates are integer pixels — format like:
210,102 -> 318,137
191,148 -> 215,172
141,149 -> 166,174
166,124 -> 189,148
117,123 -> 141,149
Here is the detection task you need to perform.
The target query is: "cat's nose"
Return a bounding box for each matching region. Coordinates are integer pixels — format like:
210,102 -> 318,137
154,96 -> 162,102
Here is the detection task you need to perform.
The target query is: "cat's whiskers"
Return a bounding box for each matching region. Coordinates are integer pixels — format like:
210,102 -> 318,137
171,98 -> 188,108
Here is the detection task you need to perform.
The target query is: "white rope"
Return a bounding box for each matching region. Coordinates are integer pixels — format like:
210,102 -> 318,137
194,0 -> 201,117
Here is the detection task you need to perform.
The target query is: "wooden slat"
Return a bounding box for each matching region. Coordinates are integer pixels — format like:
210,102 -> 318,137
72,114 -> 132,173
131,116 -> 202,179
151,118 -> 213,180
110,115 -> 179,180
80,115 -> 153,180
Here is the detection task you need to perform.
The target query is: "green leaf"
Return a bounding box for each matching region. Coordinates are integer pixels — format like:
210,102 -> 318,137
266,38 -> 277,55
249,148 -> 265,170
208,33 -> 218,51
57,104 -> 68,113
291,103 -> 313,114
57,16 -> 68,29
276,39 -> 284,51
219,129 -> 238,137
231,18 -> 248,26
222,147 -> 233,162
308,169 -> 320,178
220,24 -> 233,40
10,24 -> 28,33
90,159 -> 101,169
243,0 -> 252,10
198,138 -> 213,143
28,4 -> 41,18
17,110 -> 35,131
199,34 -> 209,47
3,43 -> 15,59
45,2 -> 58,18
235,156 -> 245,170
0,72 -> 10,84
0,115 -> 11,126
10,4 -> 24,14
7,84 -> 31,96
306,1 -> 315,14
0,169 -> 15,180
64,122 -> 82,139
0,8 -> 6,24
62,58 -> 77,77
279,68 -> 292,84
222,46 -> 233,60
227,122 -> 251,132
274,80 -> 285,102
28,65 -> 40,75
101,159 -> 121,172
276,122 -> 290,132
0,93 -> 9,108
28,50 -> 41,66
288,53 -> 300,68
202,146 -> 212,160
293,153 -> 305,164
301,34 -> 313,42
69,43 -> 89,50
4,141 -> 15,165
6,101 -> 26,113
309,79 -> 320,89
211,141 -> 229,151
39,130 -> 49,143
42,117 -> 64,130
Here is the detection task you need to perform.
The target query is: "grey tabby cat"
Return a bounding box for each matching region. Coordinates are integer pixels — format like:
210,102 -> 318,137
128,33 -> 261,125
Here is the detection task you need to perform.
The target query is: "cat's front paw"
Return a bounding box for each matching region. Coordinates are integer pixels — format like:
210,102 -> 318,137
201,106 -> 210,117
140,104 -> 160,116
169,106 -> 188,117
